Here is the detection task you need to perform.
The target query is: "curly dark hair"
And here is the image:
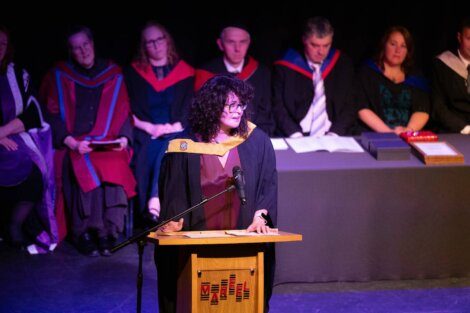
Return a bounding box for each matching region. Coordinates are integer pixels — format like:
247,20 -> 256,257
189,75 -> 254,142
375,26 -> 414,75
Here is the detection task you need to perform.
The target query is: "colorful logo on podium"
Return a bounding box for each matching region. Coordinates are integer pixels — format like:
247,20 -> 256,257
200,273 -> 250,305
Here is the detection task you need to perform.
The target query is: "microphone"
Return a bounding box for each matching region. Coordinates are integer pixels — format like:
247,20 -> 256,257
232,166 -> 247,205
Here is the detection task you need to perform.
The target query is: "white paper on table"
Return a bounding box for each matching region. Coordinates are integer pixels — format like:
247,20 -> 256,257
413,142 -> 458,156
184,232 -> 232,238
270,138 -> 289,150
225,229 -> 279,236
285,136 -> 364,153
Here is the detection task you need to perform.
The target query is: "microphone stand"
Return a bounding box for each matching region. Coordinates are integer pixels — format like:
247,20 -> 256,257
111,184 -> 236,313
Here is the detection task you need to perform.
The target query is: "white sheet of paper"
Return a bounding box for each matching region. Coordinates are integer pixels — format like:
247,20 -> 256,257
285,137 -> 325,153
270,138 -> 289,150
225,229 -> 279,236
285,136 -> 364,153
414,142 -> 458,156
320,137 -> 364,153
184,232 -> 232,238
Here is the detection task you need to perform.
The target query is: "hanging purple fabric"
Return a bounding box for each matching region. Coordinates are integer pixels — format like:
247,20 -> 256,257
0,75 -> 33,186
23,97 -> 58,254
1,64 -> 58,254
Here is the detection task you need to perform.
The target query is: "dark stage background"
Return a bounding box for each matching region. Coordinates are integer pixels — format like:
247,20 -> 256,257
1,1 -> 468,87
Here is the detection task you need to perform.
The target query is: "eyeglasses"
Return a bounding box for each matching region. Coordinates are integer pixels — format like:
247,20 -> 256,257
145,36 -> 166,48
224,102 -> 248,113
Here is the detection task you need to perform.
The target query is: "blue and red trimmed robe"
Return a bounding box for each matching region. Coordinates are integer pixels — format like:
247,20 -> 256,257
41,60 -> 136,240
272,48 -> 357,136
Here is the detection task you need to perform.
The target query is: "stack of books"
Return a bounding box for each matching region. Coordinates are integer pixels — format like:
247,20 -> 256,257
361,132 -> 410,161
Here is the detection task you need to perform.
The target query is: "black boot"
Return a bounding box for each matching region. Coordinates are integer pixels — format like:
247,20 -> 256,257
9,201 -> 34,247
98,236 -> 114,257
76,232 -> 99,257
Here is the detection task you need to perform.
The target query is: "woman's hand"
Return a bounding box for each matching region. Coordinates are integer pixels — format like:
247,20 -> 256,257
76,140 -> 93,154
247,209 -> 270,234
169,122 -> 183,133
64,136 -> 93,154
0,137 -> 18,151
148,197 -> 161,218
147,124 -> 171,139
112,137 -> 128,151
393,126 -> 408,135
159,218 -> 184,232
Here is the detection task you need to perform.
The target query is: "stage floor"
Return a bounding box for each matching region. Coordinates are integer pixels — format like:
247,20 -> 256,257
2,239 -> 470,312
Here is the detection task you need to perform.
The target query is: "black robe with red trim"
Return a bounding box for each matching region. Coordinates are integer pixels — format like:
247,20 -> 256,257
195,56 -> 275,135
123,60 -> 194,215
272,49 -> 357,136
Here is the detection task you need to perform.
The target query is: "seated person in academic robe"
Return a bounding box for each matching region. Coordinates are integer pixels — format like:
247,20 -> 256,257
431,17 -> 470,134
194,21 -> 275,135
155,75 -> 277,313
272,16 -> 356,137
0,26 -> 57,254
355,26 -> 430,134
40,26 -> 136,257
124,21 -> 194,223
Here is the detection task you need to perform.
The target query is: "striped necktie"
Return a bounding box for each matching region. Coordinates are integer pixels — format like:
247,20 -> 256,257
308,64 -> 331,136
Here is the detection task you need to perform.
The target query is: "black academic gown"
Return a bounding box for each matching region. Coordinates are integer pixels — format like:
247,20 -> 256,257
272,51 -> 356,136
155,127 -> 277,313
431,52 -> 470,133
354,62 -> 430,132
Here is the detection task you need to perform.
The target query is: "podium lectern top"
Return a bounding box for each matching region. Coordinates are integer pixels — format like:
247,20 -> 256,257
147,230 -> 302,246
150,230 -> 301,312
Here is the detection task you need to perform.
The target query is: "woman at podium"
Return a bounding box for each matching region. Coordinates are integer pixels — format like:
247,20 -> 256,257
156,74 -> 277,312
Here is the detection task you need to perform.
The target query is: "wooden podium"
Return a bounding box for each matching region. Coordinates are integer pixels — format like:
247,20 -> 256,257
148,230 -> 301,313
